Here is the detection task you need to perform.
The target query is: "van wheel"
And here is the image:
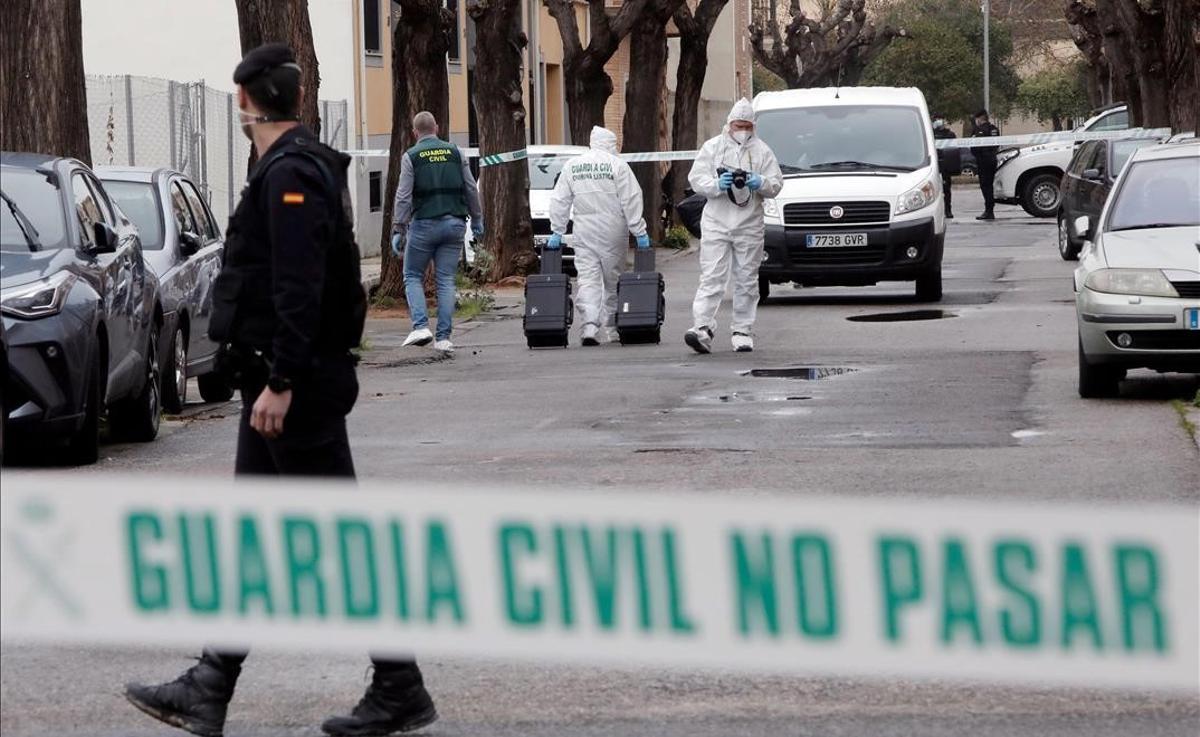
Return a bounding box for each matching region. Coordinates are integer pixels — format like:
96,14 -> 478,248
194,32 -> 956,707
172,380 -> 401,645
1021,173 -> 1061,218
65,348 -> 102,465
197,372 -> 235,403
758,277 -> 771,304
1078,337 -> 1124,398
915,268 -> 943,302
110,324 -> 161,442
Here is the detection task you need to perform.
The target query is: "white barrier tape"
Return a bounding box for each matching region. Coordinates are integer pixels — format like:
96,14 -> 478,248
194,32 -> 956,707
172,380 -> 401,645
1,472 -> 1196,692
344,128 -> 1173,165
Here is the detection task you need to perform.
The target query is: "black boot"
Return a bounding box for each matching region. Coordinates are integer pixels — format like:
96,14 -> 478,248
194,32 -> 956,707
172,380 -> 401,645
322,662 -> 438,736
124,649 -> 241,737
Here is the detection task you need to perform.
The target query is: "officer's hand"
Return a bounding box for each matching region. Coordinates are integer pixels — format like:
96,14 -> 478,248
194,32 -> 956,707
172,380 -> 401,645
636,234 -> 651,249
390,233 -> 402,256
251,387 -> 292,439
747,173 -> 764,191
546,233 -> 563,250
472,226 -> 484,241
718,171 -> 735,191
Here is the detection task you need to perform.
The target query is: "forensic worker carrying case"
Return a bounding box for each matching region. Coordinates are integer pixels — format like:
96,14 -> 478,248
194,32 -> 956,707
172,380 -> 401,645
523,248 -> 573,348
615,247 -> 665,345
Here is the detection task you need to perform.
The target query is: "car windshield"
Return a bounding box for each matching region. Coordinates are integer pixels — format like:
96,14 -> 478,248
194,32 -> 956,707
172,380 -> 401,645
1109,140 -> 1156,178
0,167 -> 67,252
756,105 -> 929,173
103,180 -> 165,249
1107,158 -> 1200,231
528,156 -> 570,190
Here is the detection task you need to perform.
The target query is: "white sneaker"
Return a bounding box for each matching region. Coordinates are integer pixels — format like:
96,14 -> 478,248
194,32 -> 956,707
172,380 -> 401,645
581,324 -> 601,347
403,328 -> 434,347
433,339 -> 454,353
684,327 -> 714,354
732,333 -> 754,352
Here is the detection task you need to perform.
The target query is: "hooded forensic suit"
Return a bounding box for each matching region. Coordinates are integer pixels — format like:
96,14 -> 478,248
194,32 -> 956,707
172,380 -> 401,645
549,126 -> 648,337
687,99 -> 783,339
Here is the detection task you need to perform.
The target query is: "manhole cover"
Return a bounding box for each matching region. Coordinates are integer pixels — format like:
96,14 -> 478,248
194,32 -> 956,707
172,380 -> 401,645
846,310 -> 956,323
741,367 -> 857,380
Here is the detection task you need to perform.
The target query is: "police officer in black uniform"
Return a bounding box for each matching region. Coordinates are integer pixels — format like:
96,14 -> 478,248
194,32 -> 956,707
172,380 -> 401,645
971,109 -> 1001,220
932,113 -> 960,219
124,44 -> 438,737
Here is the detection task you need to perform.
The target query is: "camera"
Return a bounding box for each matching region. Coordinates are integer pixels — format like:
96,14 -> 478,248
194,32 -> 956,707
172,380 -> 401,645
717,167 -> 748,189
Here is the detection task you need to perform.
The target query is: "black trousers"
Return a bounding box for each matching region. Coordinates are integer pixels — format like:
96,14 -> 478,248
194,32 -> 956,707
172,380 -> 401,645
978,161 -> 997,214
210,362 -> 423,689
940,173 -> 953,214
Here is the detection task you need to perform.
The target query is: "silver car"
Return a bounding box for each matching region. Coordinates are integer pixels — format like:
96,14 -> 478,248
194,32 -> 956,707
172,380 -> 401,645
1073,141 -> 1200,397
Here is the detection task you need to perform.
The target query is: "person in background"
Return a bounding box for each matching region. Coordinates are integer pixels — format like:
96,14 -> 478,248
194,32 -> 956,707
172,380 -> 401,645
971,109 -> 1001,221
391,111 -> 484,353
548,125 -> 649,346
933,114 -> 960,219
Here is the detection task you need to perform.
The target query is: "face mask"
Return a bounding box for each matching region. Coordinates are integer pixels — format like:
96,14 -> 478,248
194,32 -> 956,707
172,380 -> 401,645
238,109 -> 265,141
933,119 -> 945,129
731,130 -> 752,145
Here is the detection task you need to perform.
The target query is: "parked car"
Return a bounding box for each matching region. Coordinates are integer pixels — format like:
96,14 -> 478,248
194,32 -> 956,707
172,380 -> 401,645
1,153 -> 162,463
1073,141 -> 1200,397
97,167 -> 233,412
465,145 -> 586,276
993,103 -> 1131,218
1057,137 -> 1159,260
755,86 -> 946,302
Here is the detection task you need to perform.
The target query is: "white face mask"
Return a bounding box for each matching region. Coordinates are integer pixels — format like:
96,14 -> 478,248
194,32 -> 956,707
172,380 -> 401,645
933,119 -> 946,129
731,130 -> 752,145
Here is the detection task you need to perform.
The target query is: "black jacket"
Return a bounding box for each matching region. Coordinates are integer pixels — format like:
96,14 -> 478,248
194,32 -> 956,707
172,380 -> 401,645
210,127 -> 365,384
934,127 -> 962,176
970,122 -> 1001,164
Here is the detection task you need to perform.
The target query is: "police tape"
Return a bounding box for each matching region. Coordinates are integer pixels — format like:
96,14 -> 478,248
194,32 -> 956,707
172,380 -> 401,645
2,472 -> 1196,692
342,128 -> 1174,166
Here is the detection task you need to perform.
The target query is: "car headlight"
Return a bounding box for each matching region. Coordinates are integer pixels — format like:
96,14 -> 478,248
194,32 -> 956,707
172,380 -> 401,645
894,179 -> 937,215
1084,269 -> 1179,298
0,271 -> 78,319
763,199 -> 780,219
996,149 -> 1019,168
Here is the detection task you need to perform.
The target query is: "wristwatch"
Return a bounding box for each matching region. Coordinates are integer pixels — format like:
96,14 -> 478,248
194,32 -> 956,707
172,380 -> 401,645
267,374 -> 293,393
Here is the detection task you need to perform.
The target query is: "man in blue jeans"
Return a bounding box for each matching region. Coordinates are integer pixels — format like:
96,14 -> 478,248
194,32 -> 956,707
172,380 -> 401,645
391,111 -> 483,352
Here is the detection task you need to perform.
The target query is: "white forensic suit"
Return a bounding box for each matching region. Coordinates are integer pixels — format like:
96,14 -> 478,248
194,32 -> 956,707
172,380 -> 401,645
549,126 -> 648,338
687,100 -> 783,340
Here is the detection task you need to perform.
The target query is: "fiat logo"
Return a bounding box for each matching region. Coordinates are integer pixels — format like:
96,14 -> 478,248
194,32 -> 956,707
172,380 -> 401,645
829,205 -> 845,219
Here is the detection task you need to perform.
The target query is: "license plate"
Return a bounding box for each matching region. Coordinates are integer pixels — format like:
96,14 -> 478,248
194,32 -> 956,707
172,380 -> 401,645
806,233 -> 868,248
1186,308 -> 1200,330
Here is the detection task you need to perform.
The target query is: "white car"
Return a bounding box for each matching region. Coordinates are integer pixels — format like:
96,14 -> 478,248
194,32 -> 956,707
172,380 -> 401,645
465,144 -> 586,273
1073,141 -> 1200,397
754,86 -> 946,301
994,104 -> 1130,218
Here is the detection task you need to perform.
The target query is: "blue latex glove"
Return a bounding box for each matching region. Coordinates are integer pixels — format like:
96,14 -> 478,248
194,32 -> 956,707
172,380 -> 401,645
546,233 -> 563,250
747,172 -> 763,191
471,218 -> 484,240
718,171 -> 734,191
635,234 -> 651,249
390,232 -> 402,256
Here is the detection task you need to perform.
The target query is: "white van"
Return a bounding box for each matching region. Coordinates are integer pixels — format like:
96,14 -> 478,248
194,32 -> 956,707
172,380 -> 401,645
754,87 -> 946,301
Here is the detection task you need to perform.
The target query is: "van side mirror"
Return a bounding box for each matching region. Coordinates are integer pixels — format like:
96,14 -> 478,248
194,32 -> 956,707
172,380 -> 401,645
89,222 -> 118,254
1074,215 -> 1093,241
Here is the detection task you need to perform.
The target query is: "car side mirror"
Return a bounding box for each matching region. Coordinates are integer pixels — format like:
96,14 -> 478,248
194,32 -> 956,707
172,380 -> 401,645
1082,168 -> 1103,181
1074,215 -> 1093,241
180,231 -> 203,255
88,222 -> 118,255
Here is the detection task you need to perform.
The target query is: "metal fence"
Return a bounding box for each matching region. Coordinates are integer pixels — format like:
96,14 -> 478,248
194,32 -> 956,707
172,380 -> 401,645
86,74 -> 348,226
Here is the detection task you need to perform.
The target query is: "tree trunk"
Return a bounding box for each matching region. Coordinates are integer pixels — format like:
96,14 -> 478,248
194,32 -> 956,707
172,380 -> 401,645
1163,0 -> 1200,133
565,58 -> 617,145
469,0 -> 536,279
377,0 -> 453,299
1109,0 -> 1170,127
0,0 -> 90,165
235,0 -> 322,170
669,0 -> 728,208
1096,0 -> 1142,124
622,10 -> 672,243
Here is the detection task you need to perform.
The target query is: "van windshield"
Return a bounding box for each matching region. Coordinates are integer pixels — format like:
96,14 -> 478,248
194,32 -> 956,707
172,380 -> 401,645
755,105 -> 930,173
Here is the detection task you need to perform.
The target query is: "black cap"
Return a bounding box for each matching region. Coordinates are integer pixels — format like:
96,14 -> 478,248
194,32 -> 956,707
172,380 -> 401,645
233,43 -> 300,86
975,109 -> 989,118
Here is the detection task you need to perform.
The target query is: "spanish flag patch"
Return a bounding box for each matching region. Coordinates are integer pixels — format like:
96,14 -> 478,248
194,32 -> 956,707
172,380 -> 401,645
282,192 -> 305,205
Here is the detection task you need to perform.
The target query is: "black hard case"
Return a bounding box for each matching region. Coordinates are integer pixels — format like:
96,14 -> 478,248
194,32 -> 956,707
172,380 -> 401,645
523,248 -> 573,348
615,248 -> 665,345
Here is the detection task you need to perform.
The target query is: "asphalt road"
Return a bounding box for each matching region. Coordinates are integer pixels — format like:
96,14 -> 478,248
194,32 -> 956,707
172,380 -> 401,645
3,187 -> 1198,736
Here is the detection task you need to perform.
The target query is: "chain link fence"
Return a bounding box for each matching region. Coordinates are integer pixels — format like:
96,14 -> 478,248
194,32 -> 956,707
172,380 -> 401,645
86,74 -> 348,226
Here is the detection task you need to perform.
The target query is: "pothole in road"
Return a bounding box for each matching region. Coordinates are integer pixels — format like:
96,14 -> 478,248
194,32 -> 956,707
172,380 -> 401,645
846,310 -> 956,323
718,392 -> 812,402
740,367 -> 858,380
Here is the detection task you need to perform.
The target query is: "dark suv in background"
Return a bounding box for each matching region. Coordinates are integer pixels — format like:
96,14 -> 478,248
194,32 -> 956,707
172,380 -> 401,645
1057,137 -> 1160,260
1,153 -> 162,464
